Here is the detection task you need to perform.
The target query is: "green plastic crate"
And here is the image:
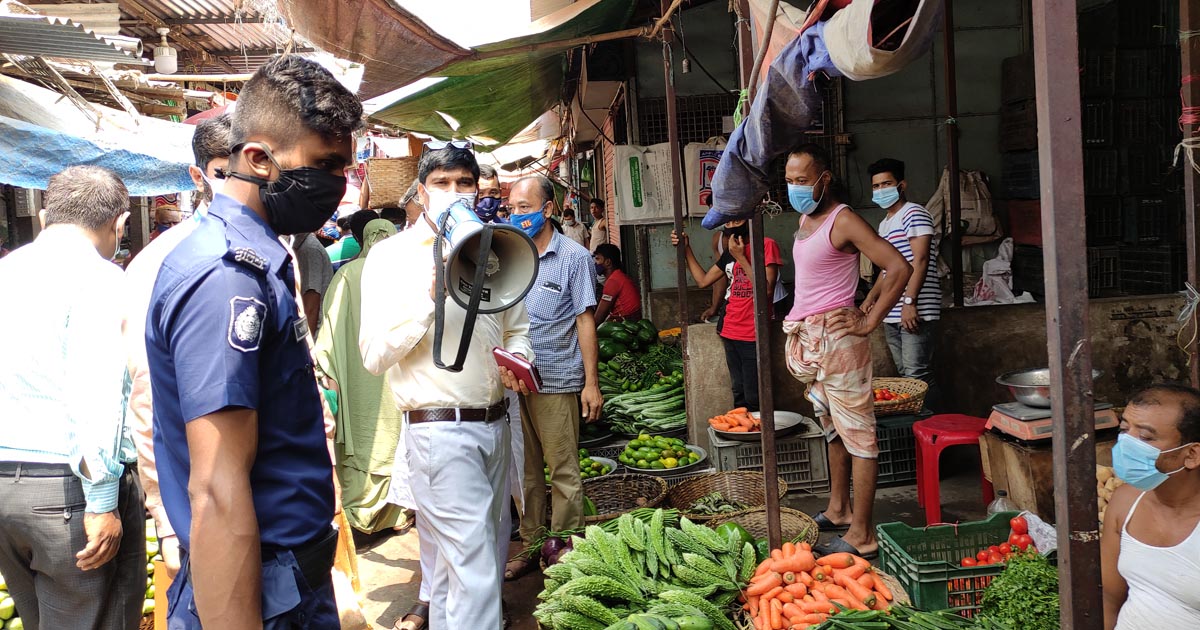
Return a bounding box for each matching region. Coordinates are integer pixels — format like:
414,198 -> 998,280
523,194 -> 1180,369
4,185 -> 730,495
876,512 -> 1020,617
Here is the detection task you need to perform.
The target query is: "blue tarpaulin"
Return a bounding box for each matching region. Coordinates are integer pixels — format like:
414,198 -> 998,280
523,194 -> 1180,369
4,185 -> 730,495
0,74 -> 194,196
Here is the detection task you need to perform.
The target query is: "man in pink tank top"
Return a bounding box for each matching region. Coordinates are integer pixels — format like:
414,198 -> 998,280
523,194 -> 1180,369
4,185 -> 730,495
782,144 -> 911,558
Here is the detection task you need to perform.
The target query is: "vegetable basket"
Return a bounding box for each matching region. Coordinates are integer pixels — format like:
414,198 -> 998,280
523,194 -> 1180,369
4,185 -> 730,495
872,377 -> 927,416
362,157 -> 418,209
580,474 -> 668,524
876,511 -> 1055,618
139,614 -> 153,630
707,506 -> 819,546
663,471 -> 788,522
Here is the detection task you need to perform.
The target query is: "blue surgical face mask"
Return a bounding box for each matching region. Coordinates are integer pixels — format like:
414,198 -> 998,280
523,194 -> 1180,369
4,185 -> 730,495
872,186 -> 901,209
1111,432 -> 1195,491
510,203 -> 548,239
788,184 -> 818,215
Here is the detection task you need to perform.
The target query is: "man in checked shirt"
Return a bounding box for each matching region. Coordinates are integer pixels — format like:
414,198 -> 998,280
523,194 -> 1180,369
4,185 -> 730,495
503,175 -> 603,581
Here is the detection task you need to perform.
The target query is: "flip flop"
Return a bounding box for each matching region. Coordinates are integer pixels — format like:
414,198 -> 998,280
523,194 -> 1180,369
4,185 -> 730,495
393,601 -> 429,630
504,556 -> 537,581
812,511 -> 850,532
813,535 -> 878,560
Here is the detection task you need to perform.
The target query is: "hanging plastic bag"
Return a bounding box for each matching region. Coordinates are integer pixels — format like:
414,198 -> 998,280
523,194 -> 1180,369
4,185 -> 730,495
926,167 -> 1001,239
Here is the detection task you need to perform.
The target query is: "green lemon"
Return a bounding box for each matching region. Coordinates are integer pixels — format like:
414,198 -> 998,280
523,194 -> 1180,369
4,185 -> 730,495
651,460 -> 665,469
636,459 -> 650,469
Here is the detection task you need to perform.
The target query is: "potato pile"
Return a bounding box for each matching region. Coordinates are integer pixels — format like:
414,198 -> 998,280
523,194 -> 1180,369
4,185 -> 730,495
1097,465 -> 1124,525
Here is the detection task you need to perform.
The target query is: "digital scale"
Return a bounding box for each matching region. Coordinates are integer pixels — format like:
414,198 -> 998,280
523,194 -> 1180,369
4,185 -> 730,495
987,401 -> 1119,441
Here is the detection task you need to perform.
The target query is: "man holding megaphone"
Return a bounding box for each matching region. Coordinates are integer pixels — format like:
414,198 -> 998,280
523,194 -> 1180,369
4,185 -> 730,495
359,144 -> 536,630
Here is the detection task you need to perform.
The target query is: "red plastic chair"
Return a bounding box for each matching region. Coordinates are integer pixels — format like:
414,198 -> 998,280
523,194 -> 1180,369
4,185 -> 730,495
913,414 -> 995,524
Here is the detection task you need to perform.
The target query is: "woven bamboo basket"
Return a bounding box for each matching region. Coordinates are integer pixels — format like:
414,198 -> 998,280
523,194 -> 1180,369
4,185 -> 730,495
363,157 -> 418,209
581,474 -> 668,524
664,471 -> 788,522
707,506 -> 819,546
872,377 -> 928,416
139,614 -> 154,630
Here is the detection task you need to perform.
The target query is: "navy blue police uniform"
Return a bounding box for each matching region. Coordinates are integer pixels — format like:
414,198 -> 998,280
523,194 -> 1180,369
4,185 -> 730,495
145,194 -> 338,629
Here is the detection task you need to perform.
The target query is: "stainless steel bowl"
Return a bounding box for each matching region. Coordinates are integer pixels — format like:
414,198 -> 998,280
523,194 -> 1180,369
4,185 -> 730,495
995,368 -> 1102,408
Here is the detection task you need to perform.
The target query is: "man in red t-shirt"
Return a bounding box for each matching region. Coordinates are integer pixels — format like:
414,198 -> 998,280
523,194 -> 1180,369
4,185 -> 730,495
593,244 -> 642,323
672,220 -> 781,411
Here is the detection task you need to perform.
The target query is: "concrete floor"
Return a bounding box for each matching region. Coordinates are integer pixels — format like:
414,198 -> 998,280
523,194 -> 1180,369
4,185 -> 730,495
354,447 -> 989,630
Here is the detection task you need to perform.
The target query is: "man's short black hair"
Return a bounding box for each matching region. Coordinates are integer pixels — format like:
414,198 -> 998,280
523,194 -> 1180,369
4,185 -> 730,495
590,198 -> 605,209
1129,384 -> 1200,444
192,113 -> 232,170
348,210 -> 379,245
44,166 -> 128,230
563,208 -> 576,219
787,143 -> 832,172
418,147 -> 479,185
868,158 -> 906,182
380,206 -> 404,223
594,243 -> 623,270
478,164 -> 498,181
231,55 -> 364,149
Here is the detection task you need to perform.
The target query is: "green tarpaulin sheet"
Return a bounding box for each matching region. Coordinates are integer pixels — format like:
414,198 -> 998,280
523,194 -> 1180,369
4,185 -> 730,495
372,0 -> 634,145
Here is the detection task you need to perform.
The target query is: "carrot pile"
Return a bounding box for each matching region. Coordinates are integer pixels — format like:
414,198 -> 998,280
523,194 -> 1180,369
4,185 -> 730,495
708,407 -> 760,432
741,542 -> 894,630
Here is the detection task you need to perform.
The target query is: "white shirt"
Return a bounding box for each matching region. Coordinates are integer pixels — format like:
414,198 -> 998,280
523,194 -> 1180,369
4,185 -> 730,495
0,227 -> 128,513
123,215 -> 202,537
358,216 -> 534,410
589,221 -> 608,253
561,220 -> 589,250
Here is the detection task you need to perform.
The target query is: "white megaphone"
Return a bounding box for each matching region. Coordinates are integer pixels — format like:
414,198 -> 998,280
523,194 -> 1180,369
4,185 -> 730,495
431,200 -> 539,372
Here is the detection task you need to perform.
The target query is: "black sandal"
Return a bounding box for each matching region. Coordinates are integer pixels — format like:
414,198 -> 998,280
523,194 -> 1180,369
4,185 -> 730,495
393,601 -> 429,630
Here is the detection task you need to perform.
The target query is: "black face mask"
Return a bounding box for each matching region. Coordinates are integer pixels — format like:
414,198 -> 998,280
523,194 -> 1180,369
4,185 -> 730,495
225,144 -> 346,235
724,223 -> 750,240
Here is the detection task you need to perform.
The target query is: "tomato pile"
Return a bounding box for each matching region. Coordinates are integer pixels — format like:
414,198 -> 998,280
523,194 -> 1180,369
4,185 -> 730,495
872,387 -> 911,403
960,515 -> 1036,567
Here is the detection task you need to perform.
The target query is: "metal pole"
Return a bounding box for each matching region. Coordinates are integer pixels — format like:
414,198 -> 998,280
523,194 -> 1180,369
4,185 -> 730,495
943,0 -> 964,307
735,0 -> 782,549
1031,1 -> 1102,628
660,1 -> 691,356
1182,0 -> 1200,387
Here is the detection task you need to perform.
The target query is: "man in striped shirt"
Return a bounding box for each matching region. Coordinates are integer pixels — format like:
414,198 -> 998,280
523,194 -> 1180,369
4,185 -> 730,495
862,158 -> 941,409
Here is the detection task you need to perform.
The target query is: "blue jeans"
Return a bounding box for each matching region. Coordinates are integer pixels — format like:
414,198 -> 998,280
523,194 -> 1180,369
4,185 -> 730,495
884,321 -> 938,411
167,548 -> 339,629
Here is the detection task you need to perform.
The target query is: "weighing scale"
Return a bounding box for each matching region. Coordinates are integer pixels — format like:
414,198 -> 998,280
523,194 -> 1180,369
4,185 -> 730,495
987,401 -> 1119,441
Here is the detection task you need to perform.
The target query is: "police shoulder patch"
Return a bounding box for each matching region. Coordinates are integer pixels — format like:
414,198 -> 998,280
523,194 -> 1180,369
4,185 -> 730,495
228,296 -> 267,352
229,247 -> 268,273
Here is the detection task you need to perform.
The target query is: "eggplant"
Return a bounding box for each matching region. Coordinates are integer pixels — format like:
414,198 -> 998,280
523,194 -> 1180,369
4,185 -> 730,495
541,537 -> 568,566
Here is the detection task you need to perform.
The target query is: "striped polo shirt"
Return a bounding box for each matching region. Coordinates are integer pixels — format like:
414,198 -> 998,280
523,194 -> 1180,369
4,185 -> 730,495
878,202 -> 941,322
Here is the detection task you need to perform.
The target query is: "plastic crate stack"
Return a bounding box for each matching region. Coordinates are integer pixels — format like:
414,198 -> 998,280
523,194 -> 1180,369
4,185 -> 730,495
1001,0 -> 1185,299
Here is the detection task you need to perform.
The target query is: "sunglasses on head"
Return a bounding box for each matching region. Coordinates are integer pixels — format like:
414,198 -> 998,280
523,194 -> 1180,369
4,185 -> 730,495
423,140 -> 472,152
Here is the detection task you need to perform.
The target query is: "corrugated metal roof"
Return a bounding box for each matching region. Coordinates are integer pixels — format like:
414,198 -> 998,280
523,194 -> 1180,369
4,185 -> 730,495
0,13 -> 147,63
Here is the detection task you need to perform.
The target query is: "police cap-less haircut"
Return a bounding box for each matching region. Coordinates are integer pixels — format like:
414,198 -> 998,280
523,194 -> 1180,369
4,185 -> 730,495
44,166 -> 128,230
230,56 -> 364,149
348,209 -> 380,245
478,164 -> 498,181
590,198 -> 605,209
192,113 -> 233,170
417,147 -> 480,185
514,175 -> 554,206
1129,384 -> 1200,444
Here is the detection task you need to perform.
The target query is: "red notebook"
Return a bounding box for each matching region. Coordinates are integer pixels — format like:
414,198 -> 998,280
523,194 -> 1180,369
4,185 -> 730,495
492,347 -> 542,393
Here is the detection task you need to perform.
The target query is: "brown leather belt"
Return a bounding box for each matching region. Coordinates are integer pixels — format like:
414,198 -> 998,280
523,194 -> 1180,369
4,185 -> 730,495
406,400 -> 508,424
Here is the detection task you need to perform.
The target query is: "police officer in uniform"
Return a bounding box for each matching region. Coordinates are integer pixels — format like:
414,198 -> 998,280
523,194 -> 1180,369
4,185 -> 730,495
145,56 -> 364,629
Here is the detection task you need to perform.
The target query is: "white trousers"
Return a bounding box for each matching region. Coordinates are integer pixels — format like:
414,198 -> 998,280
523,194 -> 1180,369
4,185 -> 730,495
405,418 -> 510,630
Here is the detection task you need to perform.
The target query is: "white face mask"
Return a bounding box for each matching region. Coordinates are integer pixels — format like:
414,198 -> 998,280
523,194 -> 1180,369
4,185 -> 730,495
425,187 -> 477,217
203,174 -> 224,199
564,218 -> 576,226
110,221 -> 122,261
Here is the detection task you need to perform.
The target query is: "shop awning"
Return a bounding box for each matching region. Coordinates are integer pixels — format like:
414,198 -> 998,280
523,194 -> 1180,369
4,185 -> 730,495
275,0 -> 469,99
367,0 -> 635,145
0,74 -> 194,195
0,12 -> 145,65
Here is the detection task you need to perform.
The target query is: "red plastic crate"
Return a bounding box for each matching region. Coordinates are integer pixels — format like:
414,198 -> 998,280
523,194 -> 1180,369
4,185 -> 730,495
1006,200 -> 1042,247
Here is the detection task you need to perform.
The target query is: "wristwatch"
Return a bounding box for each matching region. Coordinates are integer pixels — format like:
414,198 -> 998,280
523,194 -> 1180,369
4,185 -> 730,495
900,295 -> 915,306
